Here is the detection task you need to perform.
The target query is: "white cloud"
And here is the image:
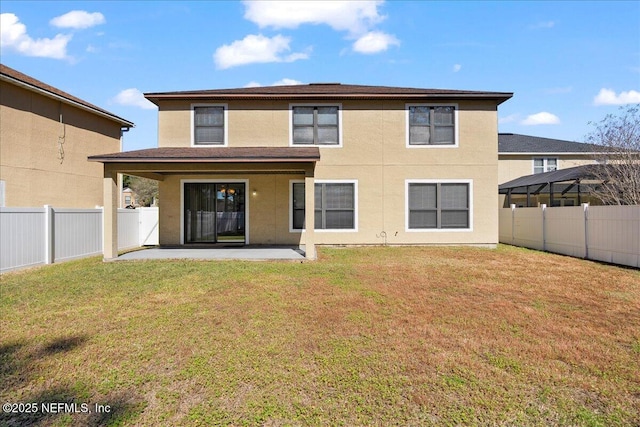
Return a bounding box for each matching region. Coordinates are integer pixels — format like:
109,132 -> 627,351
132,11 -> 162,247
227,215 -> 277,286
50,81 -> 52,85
0,13 -> 71,59
499,114 -> 519,124
241,1 -> 398,56
521,112 -> 560,125
112,88 -> 156,110
244,78 -> 304,87
530,21 -> 555,29
243,0 -> 385,35
214,34 -> 309,69
50,10 -> 105,29
453,64 -> 462,73
352,31 -> 399,54
272,78 -> 303,86
593,88 -> 640,106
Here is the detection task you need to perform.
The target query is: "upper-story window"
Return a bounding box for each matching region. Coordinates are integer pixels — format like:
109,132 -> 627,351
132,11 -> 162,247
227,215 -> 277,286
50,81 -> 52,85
407,104 -> 457,147
533,158 -> 557,174
192,105 -> 227,146
291,105 -> 341,146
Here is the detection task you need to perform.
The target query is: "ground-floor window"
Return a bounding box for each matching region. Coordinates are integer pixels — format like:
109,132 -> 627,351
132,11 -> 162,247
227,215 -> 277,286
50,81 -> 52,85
406,180 -> 472,230
291,180 -> 357,231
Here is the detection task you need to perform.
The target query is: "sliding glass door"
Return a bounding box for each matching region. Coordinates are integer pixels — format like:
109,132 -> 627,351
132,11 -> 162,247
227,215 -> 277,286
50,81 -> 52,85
184,183 -> 245,243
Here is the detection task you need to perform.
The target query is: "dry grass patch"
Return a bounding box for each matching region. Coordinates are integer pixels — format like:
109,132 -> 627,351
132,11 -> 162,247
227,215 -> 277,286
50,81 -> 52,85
1,245 -> 638,426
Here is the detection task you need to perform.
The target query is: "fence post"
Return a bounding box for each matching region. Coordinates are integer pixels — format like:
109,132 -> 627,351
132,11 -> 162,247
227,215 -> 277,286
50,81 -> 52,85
541,204 -> 547,252
44,205 -> 54,264
583,203 -> 589,260
510,204 -> 516,245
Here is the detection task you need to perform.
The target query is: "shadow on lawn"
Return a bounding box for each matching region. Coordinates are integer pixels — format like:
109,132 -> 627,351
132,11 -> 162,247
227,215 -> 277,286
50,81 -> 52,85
0,336 -> 144,426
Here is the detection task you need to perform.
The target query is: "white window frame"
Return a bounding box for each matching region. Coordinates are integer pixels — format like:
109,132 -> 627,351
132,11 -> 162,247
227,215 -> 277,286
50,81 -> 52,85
405,103 -> 459,148
0,180 -> 5,207
532,157 -> 558,174
191,103 -> 228,147
289,103 -> 343,148
289,179 -> 358,232
180,179 -> 249,244
405,179 -> 473,232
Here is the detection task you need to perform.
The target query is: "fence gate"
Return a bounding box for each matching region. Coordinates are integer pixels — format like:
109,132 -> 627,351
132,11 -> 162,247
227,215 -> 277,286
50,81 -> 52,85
139,207 -> 159,246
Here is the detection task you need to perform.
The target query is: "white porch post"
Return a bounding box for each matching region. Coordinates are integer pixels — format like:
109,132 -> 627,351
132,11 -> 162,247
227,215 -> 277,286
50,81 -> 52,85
304,167 -> 316,260
103,165 -> 118,260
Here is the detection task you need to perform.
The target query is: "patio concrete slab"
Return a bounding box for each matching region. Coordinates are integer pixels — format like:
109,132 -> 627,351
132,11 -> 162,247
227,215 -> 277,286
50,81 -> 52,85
116,246 -> 306,261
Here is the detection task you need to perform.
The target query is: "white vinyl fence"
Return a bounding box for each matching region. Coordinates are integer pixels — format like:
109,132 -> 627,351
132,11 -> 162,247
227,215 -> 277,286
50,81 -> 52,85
0,206 -> 158,273
500,204 -> 640,268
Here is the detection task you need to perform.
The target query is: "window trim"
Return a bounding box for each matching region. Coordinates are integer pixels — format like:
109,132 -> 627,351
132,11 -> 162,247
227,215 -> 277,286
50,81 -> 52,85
532,157 -> 558,174
289,103 -> 343,148
289,179 -> 358,232
405,179 -> 473,232
405,103 -> 459,148
191,103 -> 228,147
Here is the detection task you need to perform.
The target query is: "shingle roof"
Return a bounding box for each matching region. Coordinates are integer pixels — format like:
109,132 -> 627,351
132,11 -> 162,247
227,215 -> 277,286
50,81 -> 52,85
498,133 -> 603,154
0,63 -> 134,127
145,83 -> 513,104
89,147 -> 320,163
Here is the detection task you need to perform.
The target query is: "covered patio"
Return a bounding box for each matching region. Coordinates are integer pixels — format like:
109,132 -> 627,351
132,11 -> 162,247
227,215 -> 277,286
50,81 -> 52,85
89,147 -> 320,261
499,164 -> 607,207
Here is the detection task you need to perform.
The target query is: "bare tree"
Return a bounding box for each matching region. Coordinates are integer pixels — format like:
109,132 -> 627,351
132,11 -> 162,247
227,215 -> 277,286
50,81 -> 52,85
586,104 -> 640,205
129,176 -> 159,207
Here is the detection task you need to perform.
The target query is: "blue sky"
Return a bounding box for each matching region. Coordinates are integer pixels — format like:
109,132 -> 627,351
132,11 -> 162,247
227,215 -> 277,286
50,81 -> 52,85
1,1 -> 638,151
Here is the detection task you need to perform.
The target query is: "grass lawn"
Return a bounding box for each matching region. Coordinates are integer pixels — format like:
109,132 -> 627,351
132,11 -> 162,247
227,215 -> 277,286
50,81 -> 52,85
1,245 -> 639,426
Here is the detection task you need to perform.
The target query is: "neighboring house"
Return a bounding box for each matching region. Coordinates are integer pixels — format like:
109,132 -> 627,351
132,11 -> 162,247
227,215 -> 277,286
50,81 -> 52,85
122,187 -> 138,207
90,83 -> 512,259
121,185 -> 157,208
498,133 -> 603,185
0,64 -> 133,208
498,133 -> 607,207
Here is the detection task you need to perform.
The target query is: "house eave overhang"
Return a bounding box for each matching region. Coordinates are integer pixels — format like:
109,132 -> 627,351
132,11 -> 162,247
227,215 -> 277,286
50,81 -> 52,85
145,92 -> 513,106
1,73 -> 135,129
88,147 -> 321,164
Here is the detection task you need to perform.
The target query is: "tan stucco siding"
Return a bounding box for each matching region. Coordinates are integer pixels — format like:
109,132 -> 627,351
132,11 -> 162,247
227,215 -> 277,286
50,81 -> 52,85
301,164 -> 497,246
158,99 -> 498,160
0,81 -> 122,207
498,155 -> 597,184
155,98 -> 500,246
157,165 -> 497,246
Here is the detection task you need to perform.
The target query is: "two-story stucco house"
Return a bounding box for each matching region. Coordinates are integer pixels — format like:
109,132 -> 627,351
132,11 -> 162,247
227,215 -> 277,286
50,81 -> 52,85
90,83 -> 512,259
0,64 -> 133,208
